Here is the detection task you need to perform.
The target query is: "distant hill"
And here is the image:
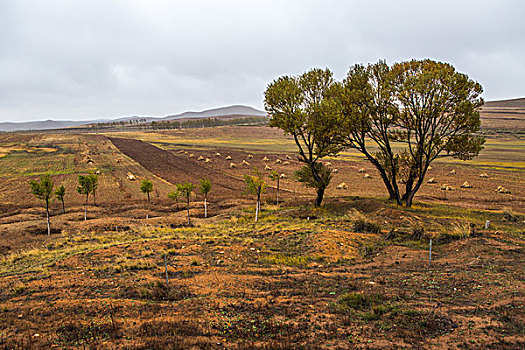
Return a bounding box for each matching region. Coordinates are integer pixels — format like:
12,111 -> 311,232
480,97 -> 525,132
483,97 -> 525,108
0,105 -> 267,132
163,105 -> 266,121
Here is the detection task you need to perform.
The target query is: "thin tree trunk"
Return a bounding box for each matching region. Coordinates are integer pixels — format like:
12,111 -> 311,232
255,190 -> 260,222
45,199 -> 50,235
61,198 -> 65,214
93,190 -> 96,206
147,192 -> 150,202
204,196 -> 208,218
276,178 -> 280,206
186,197 -> 190,225
84,194 -> 88,221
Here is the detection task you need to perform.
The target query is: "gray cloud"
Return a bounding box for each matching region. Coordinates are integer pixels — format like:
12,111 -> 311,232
0,0 -> 523,121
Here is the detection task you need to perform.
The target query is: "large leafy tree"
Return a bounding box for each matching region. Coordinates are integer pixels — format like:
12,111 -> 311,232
30,173 -> 54,235
264,68 -> 342,207
337,59 -> 484,207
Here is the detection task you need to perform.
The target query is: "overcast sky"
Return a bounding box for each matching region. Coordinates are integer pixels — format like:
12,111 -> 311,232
1,0 -> 524,122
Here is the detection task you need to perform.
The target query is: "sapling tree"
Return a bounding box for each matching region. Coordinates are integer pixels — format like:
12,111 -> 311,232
168,189 -> 181,209
177,182 -> 195,225
77,175 -> 93,221
268,170 -> 281,206
244,169 -> 268,222
198,178 -> 212,218
29,173 -> 54,235
140,179 -> 153,202
55,185 -> 66,214
87,174 -> 99,205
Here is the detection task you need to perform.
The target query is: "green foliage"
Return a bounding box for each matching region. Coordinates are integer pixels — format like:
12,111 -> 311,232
29,173 -> 54,202
54,184 -> 66,213
77,175 -> 93,196
168,189 -> 181,203
336,59 -> 485,207
177,182 -> 196,202
264,68 -> 343,206
54,185 -> 65,200
198,178 -> 212,196
140,179 -> 153,202
244,170 -> 268,197
294,163 -> 333,190
333,292 -> 384,313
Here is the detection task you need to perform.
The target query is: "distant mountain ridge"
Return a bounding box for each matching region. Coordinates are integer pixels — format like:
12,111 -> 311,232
0,105 -> 267,132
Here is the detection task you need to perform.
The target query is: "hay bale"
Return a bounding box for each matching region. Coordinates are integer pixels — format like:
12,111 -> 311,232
495,186 -> 511,194
265,165 -> 272,171
189,153 -> 194,158
460,181 -> 472,188
428,166 -> 433,171
205,158 -> 211,163
325,162 -> 331,167
262,156 -> 269,161
280,173 -> 287,179
449,169 -> 456,175
427,177 -> 437,184
126,172 -> 136,181
116,159 -> 122,163
242,160 -> 250,166
332,168 -> 338,173
94,170 -> 101,175
177,150 -> 185,154
215,152 -> 221,157
286,155 -> 292,160
229,162 -> 237,168
358,168 -> 366,173
282,161 -> 290,165
275,159 -> 282,164
197,155 -> 205,161
441,184 -> 454,191
225,156 -> 232,160
247,154 -> 253,159
363,173 -> 370,179
336,182 -> 348,190
480,173 -> 489,178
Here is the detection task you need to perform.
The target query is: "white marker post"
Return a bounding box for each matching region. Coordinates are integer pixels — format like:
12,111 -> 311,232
429,239 -> 433,267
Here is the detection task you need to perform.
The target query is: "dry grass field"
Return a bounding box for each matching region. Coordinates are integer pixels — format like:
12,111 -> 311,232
0,125 -> 523,349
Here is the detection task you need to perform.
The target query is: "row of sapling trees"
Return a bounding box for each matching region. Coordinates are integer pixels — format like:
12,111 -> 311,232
264,59 -> 484,207
29,173 -> 99,234
30,173 -> 215,234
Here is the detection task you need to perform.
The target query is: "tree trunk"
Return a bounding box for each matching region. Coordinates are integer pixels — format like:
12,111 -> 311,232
84,194 -> 88,221
255,190 -> 260,222
276,178 -> 280,206
61,198 -> 65,214
45,199 -> 50,236
186,197 -> 190,225
314,186 -> 325,207
405,176 -> 425,208
93,190 -> 96,206
204,196 -> 208,218
147,192 -> 150,202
